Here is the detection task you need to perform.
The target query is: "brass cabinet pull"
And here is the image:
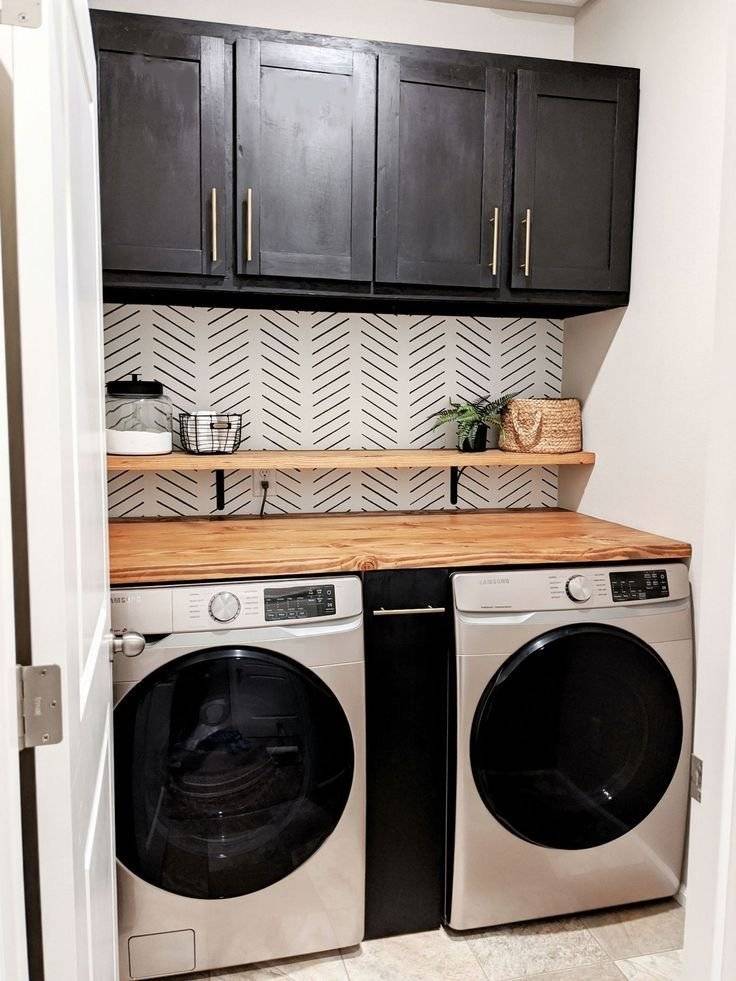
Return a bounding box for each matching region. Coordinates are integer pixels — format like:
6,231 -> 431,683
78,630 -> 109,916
211,187 -> 218,263
372,606 -> 446,617
521,207 -> 531,277
246,187 -> 253,263
489,206 -> 500,276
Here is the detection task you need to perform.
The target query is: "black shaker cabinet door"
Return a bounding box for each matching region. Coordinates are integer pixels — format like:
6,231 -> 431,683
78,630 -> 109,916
471,624 -> 683,850
114,646 -> 354,900
511,70 -> 638,292
363,569 -> 450,939
96,27 -> 227,276
236,40 -> 376,281
376,57 -> 507,289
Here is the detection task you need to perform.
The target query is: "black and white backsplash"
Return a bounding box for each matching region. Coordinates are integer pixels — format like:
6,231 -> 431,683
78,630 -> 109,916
104,305 -> 563,517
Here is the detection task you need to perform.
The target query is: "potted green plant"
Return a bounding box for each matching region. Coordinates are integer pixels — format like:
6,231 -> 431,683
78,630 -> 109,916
432,394 -> 515,452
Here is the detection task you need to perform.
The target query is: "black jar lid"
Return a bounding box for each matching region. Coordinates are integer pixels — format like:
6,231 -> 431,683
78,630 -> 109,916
106,373 -> 164,398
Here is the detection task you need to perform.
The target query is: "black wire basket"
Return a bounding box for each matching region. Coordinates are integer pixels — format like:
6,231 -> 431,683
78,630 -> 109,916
179,412 -> 243,454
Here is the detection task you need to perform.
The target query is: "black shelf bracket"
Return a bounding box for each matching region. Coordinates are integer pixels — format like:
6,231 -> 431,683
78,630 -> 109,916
214,469 -> 225,511
450,466 -> 465,506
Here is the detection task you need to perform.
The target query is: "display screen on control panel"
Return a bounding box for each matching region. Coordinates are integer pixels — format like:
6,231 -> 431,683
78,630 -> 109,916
610,570 -> 669,603
264,584 -> 336,621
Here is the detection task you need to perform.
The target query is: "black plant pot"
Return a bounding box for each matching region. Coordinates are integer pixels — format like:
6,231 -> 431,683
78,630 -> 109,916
460,423 -> 488,453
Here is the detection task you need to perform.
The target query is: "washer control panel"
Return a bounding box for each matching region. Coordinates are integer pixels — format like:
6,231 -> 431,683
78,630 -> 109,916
111,576 -> 362,634
264,584 -> 336,622
610,569 -> 669,603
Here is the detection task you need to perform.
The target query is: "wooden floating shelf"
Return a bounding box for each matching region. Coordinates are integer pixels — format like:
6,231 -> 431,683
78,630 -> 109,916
106,449 -> 596,473
107,449 -> 595,511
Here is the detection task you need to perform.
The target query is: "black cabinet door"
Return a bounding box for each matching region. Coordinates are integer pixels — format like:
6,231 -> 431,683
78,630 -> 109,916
96,26 -> 227,276
376,56 -> 506,289
363,569 -> 450,939
236,40 -> 376,281
511,69 -> 638,292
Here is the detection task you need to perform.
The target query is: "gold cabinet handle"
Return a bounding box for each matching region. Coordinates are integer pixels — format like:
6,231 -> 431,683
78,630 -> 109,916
489,206 -> 500,276
521,207 -> 531,277
246,187 -> 253,263
211,187 -> 218,263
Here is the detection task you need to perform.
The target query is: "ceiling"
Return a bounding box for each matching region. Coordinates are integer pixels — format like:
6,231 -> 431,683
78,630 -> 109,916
431,0 -> 592,17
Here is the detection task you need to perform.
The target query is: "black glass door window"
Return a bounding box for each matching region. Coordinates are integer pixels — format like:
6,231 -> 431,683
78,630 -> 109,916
471,624 -> 683,850
114,647 -> 354,899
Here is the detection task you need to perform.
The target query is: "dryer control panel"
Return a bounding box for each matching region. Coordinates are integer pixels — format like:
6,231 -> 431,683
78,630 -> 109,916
610,569 -> 670,603
453,563 -> 689,613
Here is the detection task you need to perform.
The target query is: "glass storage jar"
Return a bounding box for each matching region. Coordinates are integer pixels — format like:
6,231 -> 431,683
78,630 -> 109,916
106,375 -> 173,455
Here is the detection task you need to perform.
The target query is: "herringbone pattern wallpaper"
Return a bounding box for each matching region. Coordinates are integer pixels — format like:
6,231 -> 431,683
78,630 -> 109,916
104,305 -> 564,517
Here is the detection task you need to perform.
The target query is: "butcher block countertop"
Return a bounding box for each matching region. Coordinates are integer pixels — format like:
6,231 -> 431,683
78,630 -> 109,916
108,509 -> 691,585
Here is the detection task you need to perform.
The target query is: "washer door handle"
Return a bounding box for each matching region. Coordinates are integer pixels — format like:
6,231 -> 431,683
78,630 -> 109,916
111,630 -> 146,657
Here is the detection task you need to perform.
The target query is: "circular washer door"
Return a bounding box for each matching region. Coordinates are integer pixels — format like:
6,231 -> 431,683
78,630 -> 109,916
114,646 -> 354,899
470,624 -> 683,850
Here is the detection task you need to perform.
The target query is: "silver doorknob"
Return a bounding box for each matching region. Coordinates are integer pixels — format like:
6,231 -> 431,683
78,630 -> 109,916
112,630 -> 146,657
566,575 -> 592,603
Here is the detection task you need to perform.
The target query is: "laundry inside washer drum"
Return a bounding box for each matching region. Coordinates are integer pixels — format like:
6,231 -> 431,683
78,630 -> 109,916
114,646 -> 355,900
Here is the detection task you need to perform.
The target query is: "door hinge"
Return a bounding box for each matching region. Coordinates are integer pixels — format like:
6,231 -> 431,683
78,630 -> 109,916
0,1 -> 41,28
690,754 -> 703,802
16,665 -> 63,750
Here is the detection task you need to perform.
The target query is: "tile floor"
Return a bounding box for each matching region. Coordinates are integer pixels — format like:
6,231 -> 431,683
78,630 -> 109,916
164,899 -> 684,981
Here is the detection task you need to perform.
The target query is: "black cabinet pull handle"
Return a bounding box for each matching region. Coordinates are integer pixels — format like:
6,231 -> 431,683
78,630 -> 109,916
372,606 -> 446,617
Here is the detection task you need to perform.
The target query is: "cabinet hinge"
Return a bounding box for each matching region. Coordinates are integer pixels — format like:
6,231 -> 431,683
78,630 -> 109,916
16,665 -> 63,750
0,1 -> 41,28
690,754 -> 703,802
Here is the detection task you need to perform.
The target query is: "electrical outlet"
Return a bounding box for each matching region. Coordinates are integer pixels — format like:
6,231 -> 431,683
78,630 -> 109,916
257,469 -> 271,516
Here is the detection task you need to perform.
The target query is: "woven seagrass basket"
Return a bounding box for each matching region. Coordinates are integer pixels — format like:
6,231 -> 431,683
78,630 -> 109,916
499,398 -> 582,453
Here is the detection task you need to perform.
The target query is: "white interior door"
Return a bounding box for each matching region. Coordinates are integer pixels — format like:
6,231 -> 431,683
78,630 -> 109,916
0,155 -> 29,981
9,1 -> 116,979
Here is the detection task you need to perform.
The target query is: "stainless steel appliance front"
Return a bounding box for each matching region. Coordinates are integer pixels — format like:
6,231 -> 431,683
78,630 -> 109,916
449,563 -> 692,929
112,576 -> 365,980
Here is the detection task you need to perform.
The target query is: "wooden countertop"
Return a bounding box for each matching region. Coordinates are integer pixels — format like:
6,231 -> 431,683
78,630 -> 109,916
108,509 -> 691,585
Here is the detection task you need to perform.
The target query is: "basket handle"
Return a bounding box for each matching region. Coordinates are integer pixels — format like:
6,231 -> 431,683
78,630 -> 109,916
512,403 -> 545,449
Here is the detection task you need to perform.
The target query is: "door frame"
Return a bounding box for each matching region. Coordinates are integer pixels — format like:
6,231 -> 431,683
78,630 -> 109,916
682,5 -> 736,974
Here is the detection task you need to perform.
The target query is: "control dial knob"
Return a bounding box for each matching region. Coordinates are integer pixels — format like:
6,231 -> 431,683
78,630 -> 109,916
566,575 -> 592,603
209,591 -> 241,623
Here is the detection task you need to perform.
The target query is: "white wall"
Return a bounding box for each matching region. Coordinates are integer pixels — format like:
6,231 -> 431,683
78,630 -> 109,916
562,1 -> 734,976
87,0 -> 574,59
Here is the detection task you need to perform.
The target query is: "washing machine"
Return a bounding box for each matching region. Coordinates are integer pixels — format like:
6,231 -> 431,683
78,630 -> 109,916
111,575 -> 365,980
448,562 -> 692,930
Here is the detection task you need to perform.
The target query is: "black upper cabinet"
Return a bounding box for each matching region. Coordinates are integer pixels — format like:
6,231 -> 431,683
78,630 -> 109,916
235,40 -> 375,281
511,69 -> 638,292
92,11 -> 639,314
376,57 -> 506,289
96,25 -> 227,276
